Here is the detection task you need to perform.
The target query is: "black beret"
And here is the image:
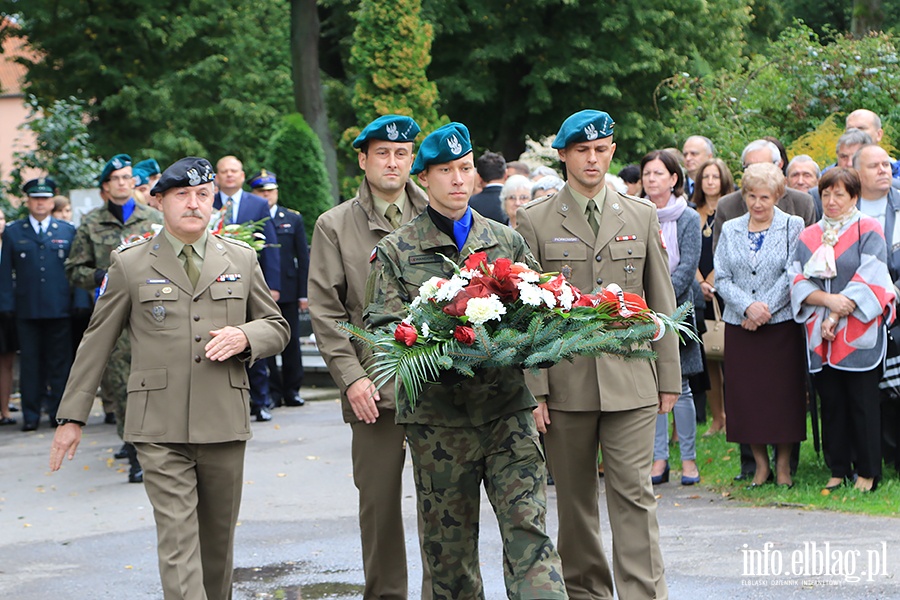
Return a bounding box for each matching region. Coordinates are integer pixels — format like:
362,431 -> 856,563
150,157 -> 216,196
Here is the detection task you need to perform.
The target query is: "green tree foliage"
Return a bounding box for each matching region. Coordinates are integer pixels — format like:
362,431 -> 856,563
3,0 -> 293,167
421,0 -> 751,162
265,114 -> 332,242
659,24 -> 900,171
9,95 -> 104,194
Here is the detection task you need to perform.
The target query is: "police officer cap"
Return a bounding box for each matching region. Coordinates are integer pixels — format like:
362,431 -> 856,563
551,110 -> 616,149
249,169 -> 278,190
352,114 -> 421,149
98,153 -> 132,185
133,167 -> 151,187
22,177 -> 57,198
150,157 -> 216,196
410,122 -> 473,175
134,158 -> 162,176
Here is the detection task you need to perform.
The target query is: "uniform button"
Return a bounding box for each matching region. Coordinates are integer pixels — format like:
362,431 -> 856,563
193,315 -> 200,321
751,270 -> 757,275
627,249 -> 633,255
141,380 -> 146,387
595,255 -> 602,262
227,288 -> 233,295
195,335 -> 202,342
194,355 -> 202,363
563,251 -> 569,257
752,290 -> 756,294
596,277 -> 603,284
155,291 -> 161,297
40,267 -> 45,272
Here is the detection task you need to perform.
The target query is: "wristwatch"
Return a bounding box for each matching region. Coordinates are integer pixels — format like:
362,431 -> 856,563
56,418 -> 85,427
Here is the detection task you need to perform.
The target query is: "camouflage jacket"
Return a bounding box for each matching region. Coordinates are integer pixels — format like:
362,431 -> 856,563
66,201 -> 163,292
364,209 -> 541,427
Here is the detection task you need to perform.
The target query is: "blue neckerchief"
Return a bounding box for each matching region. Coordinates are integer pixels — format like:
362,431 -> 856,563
452,207 -> 473,251
122,197 -> 136,222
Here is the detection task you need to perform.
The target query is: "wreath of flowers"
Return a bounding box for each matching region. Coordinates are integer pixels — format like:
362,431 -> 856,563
341,251 -> 696,409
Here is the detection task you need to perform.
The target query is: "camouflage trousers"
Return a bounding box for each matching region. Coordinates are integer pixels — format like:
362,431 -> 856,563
100,332 -> 131,439
405,409 -> 568,600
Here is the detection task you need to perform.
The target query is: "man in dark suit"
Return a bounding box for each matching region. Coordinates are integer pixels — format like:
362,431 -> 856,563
0,177 -> 76,431
250,169 -> 309,407
516,110 -> 679,599
215,155 -> 281,421
468,151 -> 509,225
50,157 -> 289,600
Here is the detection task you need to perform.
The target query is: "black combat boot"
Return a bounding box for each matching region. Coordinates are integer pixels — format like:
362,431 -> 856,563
125,443 -> 144,484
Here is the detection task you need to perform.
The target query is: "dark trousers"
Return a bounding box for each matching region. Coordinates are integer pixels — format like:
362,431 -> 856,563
247,360 -> 269,412
267,302 -> 303,401
816,365 -> 883,480
17,318 -> 72,425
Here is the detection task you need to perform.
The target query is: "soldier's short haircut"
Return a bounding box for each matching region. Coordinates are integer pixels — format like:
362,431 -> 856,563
477,152 -> 507,182
837,128 -> 873,154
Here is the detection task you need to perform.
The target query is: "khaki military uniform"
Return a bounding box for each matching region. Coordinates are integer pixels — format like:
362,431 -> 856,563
516,184 -> 680,600
308,179 -> 430,600
65,201 -> 163,435
58,232 -> 289,600
364,210 -> 567,600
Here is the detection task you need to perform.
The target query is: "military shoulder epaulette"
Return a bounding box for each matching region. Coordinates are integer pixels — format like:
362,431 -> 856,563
214,233 -> 252,249
287,208 -> 302,215
115,235 -> 153,253
621,192 -> 654,208
523,194 -> 555,209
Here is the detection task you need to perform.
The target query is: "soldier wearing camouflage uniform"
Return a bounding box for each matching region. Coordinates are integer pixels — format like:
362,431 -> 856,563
65,154 -> 163,483
364,123 -> 567,600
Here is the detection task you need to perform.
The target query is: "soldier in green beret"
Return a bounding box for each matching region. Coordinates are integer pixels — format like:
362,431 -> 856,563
65,153 -> 163,482
364,122 -> 567,600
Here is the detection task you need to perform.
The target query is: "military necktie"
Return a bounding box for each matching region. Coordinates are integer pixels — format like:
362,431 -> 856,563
223,197 -> 235,225
182,244 -> 201,288
588,199 -> 601,236
385,204 -> 402,230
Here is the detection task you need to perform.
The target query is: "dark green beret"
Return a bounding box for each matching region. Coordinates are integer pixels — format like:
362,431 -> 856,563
23,177 -> 57,198
352,114 -> 421,149
134,158 -> 161,176
410,122 -> 473,175
551,110 -> 615,149
133,167 -> 151,187
249,169 -> 278,190
150,157 -> 215,196
98,154 -> 132,184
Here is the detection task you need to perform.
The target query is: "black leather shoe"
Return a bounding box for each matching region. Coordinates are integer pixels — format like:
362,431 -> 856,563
22,421 -> 38,432
104,412 -> 117,425
733,471 -> 755,482
129,467 -> 144,483
283,392 -> 305,407
114,443 -> 129,460
254,408 -> 273,422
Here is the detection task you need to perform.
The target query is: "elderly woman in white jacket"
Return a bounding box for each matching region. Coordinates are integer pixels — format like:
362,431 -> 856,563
714,163 -> 806,488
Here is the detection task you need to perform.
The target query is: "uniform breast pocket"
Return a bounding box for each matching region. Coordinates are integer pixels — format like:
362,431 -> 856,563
609,241 -> 646,289
209,281 -> 247,326
543,242 -> 587,279
138,284 -> 182,330
400,262 -> 455,301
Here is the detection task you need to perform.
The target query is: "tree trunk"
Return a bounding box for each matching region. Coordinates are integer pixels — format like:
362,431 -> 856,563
852,0 -> 883,36
291,0 -> 340,204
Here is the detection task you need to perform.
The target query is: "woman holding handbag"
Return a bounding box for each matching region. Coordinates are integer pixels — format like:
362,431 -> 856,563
715,163 -> 806,487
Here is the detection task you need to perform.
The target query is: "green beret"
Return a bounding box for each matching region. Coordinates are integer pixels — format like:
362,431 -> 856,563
352,114 -> 421,149
23,177 -> 57,198
134,158 -> 161,176
98,154 -> 132,184
551,110 -> 615,149
249,169 -> 278,190
150,157 -> 215,196
410,122 -> 473,175
132,167 -> 151,187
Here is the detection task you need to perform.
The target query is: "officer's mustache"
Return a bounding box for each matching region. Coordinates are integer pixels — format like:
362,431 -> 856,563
181,210 -> 204,218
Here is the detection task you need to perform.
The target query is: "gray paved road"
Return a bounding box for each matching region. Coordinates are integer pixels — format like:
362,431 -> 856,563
1,391 -> 898,599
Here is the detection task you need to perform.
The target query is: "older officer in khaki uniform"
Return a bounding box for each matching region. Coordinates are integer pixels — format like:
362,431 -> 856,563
516,110 -> 680,600
50,157 -> 290,600
308,114 -> 431,600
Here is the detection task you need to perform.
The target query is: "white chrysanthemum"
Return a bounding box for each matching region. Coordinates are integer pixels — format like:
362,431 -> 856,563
410,296 -> 423,309
459,269 -> 479,280
421,322 -> 431,338
557,284 -> 575,310
517,281 -> 545,306
517,268 -> 540,283
435,275 -> 467,302
464,295 -> 507,325
418,277 -> 444,300
541,289 -> 556,309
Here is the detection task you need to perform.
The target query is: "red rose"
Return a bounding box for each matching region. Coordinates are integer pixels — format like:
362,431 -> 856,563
492,258 -> 512,280
454,325 -> 476,345
464,251 -> 489,272
443,290 -> 471,317
394,322 -> 418,346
